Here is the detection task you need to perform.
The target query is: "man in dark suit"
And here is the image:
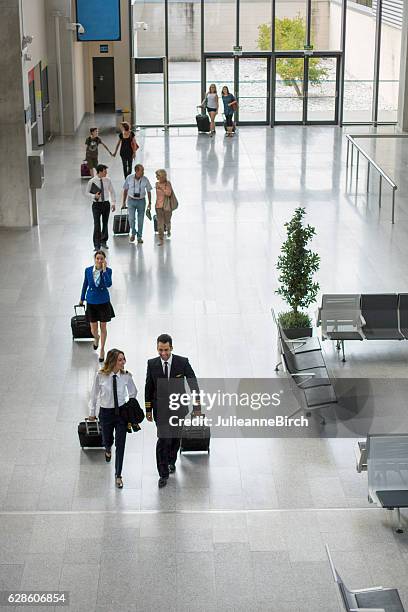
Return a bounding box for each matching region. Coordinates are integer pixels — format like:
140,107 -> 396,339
145,333 -> 200,488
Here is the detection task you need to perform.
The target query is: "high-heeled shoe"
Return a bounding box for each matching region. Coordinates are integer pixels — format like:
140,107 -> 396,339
116,476 -> 123,489
93,335 -> 99,351
99,352 -> 105,363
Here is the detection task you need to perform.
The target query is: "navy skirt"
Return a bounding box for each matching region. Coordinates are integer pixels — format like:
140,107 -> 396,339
86,301 -> 115,323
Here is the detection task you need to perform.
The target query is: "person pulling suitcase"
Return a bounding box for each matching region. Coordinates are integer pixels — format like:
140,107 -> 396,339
88,349 -> 138,489
79,250 -> 115,363
86,164 -> 116,251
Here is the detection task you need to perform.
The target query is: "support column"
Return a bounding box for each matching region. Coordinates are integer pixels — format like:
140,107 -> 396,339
0,0 -> 33,227
398,1 -> 408,131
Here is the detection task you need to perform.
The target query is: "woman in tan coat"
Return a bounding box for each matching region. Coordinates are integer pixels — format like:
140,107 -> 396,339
149,169 -> 173,246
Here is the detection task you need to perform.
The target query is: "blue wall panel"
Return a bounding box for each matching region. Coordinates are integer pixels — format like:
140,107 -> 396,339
76,0 -> 121,41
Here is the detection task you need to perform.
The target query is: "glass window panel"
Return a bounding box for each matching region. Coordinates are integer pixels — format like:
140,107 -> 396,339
310,1 -> 341,51
378,21 -> 401,122
133,0 -> 165,125
274,1 -> 307,51
274,56 -> 304,122
204,0 -> 236,52
306,56 -> 337,122
168,0 -> 201,124
343,3 -> 375,122
238,58 -> 268,122
240,0 -> 271,52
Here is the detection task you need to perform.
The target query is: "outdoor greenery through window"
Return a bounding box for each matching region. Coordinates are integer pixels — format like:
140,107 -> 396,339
351,0 -> 372,7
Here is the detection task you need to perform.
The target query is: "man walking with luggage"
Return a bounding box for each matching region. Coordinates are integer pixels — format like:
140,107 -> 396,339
122,164 -> 152,244
86,164 -> 116,251
145,334 -> 201,488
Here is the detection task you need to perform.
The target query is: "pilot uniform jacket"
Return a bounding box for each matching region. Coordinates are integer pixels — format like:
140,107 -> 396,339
81,266 -> 112,304
145,354 -> 200,428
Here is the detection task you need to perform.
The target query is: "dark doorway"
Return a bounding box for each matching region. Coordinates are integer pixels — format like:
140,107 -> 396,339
93,57 -> 115,112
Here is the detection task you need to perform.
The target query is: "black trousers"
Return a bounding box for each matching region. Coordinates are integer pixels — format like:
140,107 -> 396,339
92,200 -> 110,249
156,425 -> 182,478
99,408 -> 127,477
121,156 -> 133,179
225,114 -> 234,127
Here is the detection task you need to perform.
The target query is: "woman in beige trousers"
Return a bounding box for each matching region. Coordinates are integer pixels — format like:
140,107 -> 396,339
151,169 -> 173,246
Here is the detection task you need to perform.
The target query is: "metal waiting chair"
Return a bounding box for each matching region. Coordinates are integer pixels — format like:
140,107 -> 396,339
326,545 -> 405,612
361,294 -> 404,340
271,307 -> 322,372
367,434 -> 408,533
398,294 -> 408,339
316,294 -> 365,362
279,331 -> 337,425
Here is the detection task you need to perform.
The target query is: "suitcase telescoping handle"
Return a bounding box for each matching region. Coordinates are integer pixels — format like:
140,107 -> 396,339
74,304 -> 86,316
84,418 -> 101,435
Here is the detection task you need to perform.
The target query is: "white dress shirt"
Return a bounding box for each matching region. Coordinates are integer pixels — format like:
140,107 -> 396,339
160,354 -> 173,378
86,176 -> 116,204
89,370 -> 137,416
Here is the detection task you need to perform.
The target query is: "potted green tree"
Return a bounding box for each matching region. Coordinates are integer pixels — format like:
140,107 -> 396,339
276,207 -> 320,339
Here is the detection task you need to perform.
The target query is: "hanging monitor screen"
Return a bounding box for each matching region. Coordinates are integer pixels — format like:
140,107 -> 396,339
75,0 -> 121,41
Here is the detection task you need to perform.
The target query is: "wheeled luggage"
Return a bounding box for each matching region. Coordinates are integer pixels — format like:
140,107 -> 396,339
196,109 -> 210,134
81,160 -> 91,179
78,419 -> 104,449
71,304 -> 93,341
113,207 -> 130,236
180,418 -> 210,453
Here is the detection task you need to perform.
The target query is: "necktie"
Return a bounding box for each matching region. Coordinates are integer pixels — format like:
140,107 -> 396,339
100,179 -> 105,202
113,374 -> 119,415
164,361 -> 168,379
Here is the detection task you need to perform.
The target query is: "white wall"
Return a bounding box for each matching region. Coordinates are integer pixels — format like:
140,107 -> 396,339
22,0 -> 47,72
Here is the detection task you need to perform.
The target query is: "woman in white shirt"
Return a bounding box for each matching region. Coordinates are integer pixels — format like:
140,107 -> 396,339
88,349 -> 137,488
202,84 -> 219,135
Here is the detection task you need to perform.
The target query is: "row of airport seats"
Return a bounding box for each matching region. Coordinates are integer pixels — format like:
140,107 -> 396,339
316,293 -> 408,361
272,308 -> 337,424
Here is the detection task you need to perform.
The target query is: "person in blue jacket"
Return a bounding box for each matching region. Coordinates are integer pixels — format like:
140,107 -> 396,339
79,250 -> 115,362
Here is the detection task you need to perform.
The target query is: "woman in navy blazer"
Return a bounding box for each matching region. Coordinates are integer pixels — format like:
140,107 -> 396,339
79,250 -> 115,362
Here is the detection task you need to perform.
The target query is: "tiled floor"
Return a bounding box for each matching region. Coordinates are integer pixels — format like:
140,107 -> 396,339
0,118 -> 408,611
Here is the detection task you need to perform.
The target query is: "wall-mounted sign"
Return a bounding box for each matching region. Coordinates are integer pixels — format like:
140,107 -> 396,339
100,44 -> 109,53
76,0 -> 121,41
233,45 -> 243,56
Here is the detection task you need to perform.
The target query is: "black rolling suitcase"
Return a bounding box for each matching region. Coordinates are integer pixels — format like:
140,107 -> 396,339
78,419 -> 104,449
180,417 -> 210,453
113,207 -> 130,236
196,108 -> 210,134
71,304 -> 93,341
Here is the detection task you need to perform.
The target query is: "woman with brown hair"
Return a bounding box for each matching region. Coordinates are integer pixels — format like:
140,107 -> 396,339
201,84 -> 219,135
113,121 -> 139,178
79,250 -> 115,363
88,349 -> 137,489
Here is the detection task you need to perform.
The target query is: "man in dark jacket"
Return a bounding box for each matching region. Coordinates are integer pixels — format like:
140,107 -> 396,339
145,334 -> 200,488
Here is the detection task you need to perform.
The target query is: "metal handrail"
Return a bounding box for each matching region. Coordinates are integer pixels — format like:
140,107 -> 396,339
345,134 -> 398,224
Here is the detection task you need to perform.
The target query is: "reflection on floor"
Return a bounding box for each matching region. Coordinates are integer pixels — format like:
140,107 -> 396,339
0,119 -> 407,611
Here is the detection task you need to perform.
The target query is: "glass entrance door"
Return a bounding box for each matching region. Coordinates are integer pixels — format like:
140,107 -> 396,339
272,53 -> 340,125
204,55 -> 270,125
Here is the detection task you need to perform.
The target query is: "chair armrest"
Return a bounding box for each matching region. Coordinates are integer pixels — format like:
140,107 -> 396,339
292,372 -> 316,388
359,314 -> 366,326
316,307 -> 322,326
350,609 -> 385,612
353,587 -> 384,593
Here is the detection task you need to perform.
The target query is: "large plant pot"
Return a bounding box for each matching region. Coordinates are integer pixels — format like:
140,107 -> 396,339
282,327 -> 313,340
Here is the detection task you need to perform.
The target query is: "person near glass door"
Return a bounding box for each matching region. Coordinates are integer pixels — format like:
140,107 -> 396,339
202,84 -> 219,135
221,86 -> 237,137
